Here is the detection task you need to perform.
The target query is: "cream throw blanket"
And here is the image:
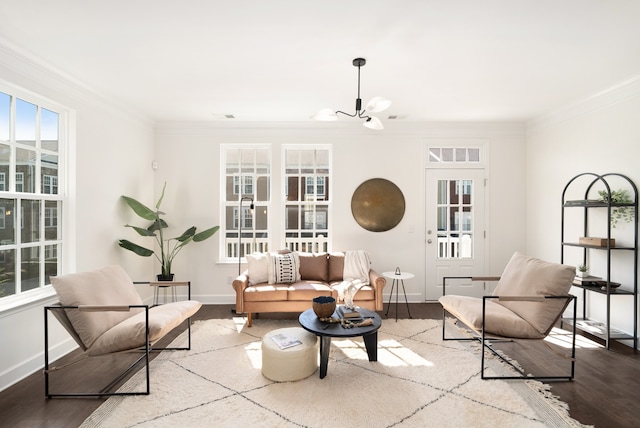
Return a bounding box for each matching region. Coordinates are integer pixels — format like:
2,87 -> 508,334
334,250 -> 370,302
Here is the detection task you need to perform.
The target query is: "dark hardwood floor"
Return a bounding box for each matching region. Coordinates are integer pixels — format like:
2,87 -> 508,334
1,303 -> 638,427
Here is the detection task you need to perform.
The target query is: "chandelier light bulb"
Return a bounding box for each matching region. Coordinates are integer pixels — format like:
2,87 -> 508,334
363,116 -> 384,130
310,108 -> 338,121
365,96 -> 392,113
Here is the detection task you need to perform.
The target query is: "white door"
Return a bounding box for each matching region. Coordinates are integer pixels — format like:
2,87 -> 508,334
425,168 -> 487,300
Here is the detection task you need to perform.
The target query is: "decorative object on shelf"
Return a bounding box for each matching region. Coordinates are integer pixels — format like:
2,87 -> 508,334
598,188 -> 635,228
238,196 -> 255,275
312,296 -> 336,319
310,57 -> 391,130
351,178 -> 405,232
578,237 -> 615,247
576,264 -> 589,278
118,182 -> 220,279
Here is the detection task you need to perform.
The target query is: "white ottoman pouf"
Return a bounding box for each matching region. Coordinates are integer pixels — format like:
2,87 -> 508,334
262,327 -> 318,382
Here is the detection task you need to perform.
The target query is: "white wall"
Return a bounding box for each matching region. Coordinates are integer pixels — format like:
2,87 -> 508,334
526,77 -> 640,347
154,121 -> 527,304
0,43 -> 156,391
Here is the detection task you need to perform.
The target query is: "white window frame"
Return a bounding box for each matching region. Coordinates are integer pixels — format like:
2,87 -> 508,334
0,82 -> 67,308
283,145 -> 332,253
220,144 -> 271,262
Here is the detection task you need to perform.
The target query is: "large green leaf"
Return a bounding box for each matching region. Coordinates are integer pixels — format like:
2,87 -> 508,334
193,225 -> 220,242
125,224 -> 156,237
148,218 -> 168,232
118,239 -> 154,257
122,196 -> 158,221
155,182 -> 167,210
175,226 -> 197,242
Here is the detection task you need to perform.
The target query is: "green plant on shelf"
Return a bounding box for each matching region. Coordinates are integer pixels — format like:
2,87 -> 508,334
598,189 -> 635,228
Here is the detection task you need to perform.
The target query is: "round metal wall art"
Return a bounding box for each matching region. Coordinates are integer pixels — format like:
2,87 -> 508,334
351,178 -> 405,232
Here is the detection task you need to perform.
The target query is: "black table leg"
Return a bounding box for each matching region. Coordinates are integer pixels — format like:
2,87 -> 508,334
401,279 -> 412,319
363,332 -> 378,361
319,336 -> 331,379
384,280 -> 396,317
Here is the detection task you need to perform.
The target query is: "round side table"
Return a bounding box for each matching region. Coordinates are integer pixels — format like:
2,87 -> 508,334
382,270 -> 414,321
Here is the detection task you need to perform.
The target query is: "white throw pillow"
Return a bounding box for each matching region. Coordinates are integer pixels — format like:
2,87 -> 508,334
246,252 -> 269,285
267,252 -> 301,284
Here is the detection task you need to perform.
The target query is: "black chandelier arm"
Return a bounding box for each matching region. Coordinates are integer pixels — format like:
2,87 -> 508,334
335,110 -> 358,118
335,110 -> 372,121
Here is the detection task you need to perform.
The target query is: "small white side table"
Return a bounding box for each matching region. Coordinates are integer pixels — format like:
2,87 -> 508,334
382,270 -> 414,322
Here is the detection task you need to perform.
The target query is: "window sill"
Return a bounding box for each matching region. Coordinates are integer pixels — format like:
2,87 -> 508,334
0,287 -> 57,318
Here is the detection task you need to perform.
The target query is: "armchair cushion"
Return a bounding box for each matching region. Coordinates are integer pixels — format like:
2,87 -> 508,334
493,252 -> 575,335
89,300 -> 201,355
50,265 -> 144,349
439,294 -> 542,339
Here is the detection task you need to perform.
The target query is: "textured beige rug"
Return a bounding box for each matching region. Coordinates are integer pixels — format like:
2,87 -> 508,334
81,318 -> 588,428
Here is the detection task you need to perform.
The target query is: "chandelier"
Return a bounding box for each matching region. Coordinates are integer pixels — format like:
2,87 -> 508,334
311,58 -> 391,130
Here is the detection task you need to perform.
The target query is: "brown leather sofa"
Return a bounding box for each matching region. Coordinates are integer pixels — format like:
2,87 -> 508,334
232,251 -> 386,326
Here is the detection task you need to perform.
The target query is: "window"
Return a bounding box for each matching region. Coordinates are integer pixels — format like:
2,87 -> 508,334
436,179 -> 474,259
221,145 -> 270,259
0,88 -> 65,302
43,174 -> 58,194
429,147 -> 480,164
284,146 -> 331,253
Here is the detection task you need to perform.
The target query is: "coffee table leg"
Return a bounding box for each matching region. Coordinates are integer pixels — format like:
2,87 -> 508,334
363,332 -> 378,361
319,336 -> 331,379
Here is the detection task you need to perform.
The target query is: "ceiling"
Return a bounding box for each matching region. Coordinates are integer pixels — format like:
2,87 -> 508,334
2,0 -> 640,124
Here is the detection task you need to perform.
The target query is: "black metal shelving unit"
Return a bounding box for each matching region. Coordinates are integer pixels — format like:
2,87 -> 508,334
561,172 -> 638,350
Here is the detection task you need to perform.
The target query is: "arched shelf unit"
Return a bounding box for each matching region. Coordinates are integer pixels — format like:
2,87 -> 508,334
561,172 -> 638,350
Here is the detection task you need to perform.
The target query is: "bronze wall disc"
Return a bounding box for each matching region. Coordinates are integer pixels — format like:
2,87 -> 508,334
351,178 -> 405,232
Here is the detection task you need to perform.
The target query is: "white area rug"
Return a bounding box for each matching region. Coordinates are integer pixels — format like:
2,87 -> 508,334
81,318 -> 589,428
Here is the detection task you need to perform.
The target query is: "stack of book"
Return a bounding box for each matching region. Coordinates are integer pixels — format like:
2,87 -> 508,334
337,306 -> 362,322
573,275 -> 602,287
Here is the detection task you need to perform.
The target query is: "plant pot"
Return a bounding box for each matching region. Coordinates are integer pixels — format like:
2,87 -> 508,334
576,271 -> 588,278
157,274 -> 174,281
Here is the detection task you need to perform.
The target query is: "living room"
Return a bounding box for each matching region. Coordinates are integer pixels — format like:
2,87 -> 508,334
1,1 -> 640,425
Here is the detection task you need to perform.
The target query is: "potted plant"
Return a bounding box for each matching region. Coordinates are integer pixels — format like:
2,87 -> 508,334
598,189 -> 635,228
577,264 -> 589,278
118,182 -> 220,280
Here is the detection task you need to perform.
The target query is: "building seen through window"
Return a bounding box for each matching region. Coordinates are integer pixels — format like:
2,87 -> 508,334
0,89 -> 64,301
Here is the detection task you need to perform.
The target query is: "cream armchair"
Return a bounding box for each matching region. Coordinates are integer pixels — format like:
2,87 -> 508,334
439,252 -> 578,381
44,265 -> 201,397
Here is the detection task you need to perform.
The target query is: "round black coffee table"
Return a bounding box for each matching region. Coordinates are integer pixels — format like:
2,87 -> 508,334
298,307 -> 382,379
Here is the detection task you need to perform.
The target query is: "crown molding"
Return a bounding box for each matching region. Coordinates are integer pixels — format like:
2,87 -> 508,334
0,37 -> 153,129
154,120 -> 525,138
527,74 -> 640,133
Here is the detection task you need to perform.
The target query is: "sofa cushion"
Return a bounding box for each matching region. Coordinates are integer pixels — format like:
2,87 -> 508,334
246,252 -> 269,285
439,294 -> 542,339
492,252 -> 576,336
88,300 -> 202,356
50,265 -> 144,349
267,252 -> 301,284
244,284 -> 290,302
298,252 -> 329,282
287,281 -> 333,301
328,252 -> 345,282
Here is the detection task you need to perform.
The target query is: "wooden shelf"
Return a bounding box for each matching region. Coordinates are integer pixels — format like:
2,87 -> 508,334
571,282 -> 634,296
